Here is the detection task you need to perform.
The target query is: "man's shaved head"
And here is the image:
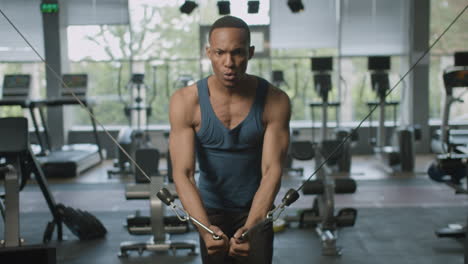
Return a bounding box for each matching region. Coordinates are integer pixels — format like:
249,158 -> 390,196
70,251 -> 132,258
209,16 -> 251,45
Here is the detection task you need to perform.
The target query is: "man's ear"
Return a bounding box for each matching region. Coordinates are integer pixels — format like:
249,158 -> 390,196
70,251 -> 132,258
248,46 -> 255,60
205,45 -> 211,58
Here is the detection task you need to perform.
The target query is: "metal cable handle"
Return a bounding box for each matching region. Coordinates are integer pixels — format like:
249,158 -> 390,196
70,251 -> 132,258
238,189 -> 300,242
156,187 -> 299,242
156,188 -> 221,240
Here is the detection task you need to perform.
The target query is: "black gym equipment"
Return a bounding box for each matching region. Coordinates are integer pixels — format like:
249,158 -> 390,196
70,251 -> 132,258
285,148 -> 358,256
0,73 -> 103,177
119,175 -> 196,257
366,56 -> 419,172
32,74 -> 103,178
109,70 -> 193,257
263,58 -> 359,256
0,117 -> 106,250
107,72 -> 159,183
277,58 -> 358,256
427,52 -> 468,244
156,188 -> 219,239
0,74 -> 50,156
431,52 -> 468,155
286,129 -> 314,176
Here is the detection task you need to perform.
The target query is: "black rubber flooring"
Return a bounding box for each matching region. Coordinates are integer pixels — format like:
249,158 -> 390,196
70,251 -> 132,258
0,206 -> 466,263
1,172 -> 467,263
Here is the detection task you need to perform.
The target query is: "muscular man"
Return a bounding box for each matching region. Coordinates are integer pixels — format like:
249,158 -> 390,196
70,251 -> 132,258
169,16 -> 291,264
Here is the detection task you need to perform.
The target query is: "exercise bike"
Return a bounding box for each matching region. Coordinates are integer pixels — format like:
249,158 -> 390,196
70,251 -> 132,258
107,70 -> 159,183
366,56 -> 420,172
308,57 -> 356,173
283,57 -> 358,256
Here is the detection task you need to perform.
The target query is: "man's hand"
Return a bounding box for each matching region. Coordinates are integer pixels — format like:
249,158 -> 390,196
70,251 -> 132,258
229,226 -> 250,257
203,225 -> 229,255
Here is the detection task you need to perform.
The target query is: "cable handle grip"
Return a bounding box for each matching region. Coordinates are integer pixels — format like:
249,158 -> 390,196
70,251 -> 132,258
238,220 -> 270,242
156,188 -> 221,240
239,188 -> 300,242
156,188 -> 175,206
156,188 -> 301,242
282,188 -> 300,206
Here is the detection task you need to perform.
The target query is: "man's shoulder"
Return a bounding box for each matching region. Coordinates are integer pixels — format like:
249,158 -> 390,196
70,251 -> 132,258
171,83 -> 199,106
169,83 -> 200,126
249,75 -> 285,97
264,83 -> 289,103
262,81 -> 291,122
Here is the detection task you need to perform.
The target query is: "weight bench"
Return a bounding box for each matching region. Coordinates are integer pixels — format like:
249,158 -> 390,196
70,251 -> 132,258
286,142 -> 358,256
300,178 -> 357,227
300,176 -> 357,256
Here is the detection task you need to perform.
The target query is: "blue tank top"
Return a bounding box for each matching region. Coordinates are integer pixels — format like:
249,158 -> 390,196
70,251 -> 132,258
195,77 -> 268,212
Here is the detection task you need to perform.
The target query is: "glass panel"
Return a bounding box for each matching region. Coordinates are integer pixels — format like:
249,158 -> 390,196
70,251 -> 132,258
429,0 -> 468,122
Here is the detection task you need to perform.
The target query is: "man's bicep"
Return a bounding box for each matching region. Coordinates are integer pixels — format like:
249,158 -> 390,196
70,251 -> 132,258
169,127 -> 196,175
262,120 -> 290,166
262,92 -> 291,169
169,93 -> 196,179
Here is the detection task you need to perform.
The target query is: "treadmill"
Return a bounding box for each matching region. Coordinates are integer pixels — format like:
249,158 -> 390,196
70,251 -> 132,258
0,74 -> 49,156
431,52 -> 468,154
35,74 -> 104,177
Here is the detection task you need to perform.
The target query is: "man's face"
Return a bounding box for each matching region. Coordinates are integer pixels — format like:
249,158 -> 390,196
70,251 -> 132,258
206,27 -> 255,88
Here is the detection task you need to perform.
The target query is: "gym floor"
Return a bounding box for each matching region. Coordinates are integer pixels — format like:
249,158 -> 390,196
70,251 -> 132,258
1,154 -> 466,264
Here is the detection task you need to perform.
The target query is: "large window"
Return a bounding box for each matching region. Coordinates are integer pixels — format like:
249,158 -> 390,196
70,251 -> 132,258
264,54 -> 403,123
4,0 -> 464,127
429,0 -> 468,122
68,0 -> 202,126
68,61 -> 131,126
67,0 -> 271,126
66,0 -> 415,126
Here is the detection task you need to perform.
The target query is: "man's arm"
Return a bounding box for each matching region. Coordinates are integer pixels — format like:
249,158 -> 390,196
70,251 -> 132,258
169,87 -> 228,254
249,86 -> 291,226
230,86 -> 291,256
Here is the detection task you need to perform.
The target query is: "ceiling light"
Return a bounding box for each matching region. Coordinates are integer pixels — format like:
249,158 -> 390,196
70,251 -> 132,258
288,0 -> 304,13
180,1 -> 198,15
217,1 -> 230,15
248,1 -> 260,14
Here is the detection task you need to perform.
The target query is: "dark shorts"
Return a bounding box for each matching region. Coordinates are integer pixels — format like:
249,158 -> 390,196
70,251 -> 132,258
199,208 -> 274,264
